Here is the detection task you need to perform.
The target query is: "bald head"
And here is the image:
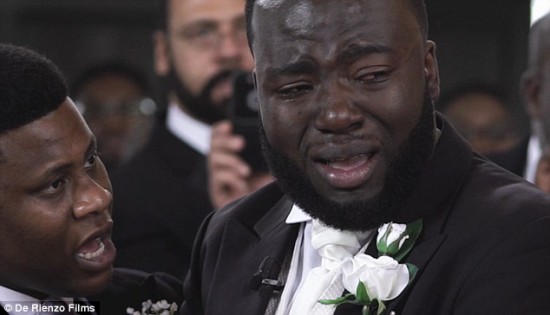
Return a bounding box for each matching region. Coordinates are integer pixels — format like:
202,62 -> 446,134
245,0 -> 428,52
523,12 -> 550,153
526,13 -> 550,75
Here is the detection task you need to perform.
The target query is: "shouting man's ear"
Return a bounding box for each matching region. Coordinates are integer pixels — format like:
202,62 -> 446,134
424,40 -> 440,101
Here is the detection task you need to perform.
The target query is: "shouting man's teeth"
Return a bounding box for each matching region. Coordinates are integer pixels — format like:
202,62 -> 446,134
77,238 -> 105,260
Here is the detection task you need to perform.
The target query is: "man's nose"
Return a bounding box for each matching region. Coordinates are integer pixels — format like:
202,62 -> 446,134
72,176 -> 112,219
216,27 -> 250,68
314,83 -> 364,134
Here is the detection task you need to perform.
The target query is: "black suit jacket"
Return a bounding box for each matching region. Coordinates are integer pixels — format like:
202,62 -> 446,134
110,122 -> 213,279
0,269 -> 182,315
90,268 -> 183,314
181,117 -> 550,315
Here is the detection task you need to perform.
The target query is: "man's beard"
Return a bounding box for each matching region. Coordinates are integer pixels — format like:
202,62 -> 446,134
260,91 -> 435,231
168,68 -> 234,124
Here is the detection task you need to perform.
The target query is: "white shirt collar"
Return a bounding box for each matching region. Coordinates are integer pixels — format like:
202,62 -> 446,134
166,102 -> 212,155
0,285 -> 39,302
0,285 -> 75,315
0,285 -> 39,315
286,204 -> 312,224
525,133 -> 541,183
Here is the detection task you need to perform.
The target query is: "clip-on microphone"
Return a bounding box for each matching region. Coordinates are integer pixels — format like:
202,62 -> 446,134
250,256 -> 285,292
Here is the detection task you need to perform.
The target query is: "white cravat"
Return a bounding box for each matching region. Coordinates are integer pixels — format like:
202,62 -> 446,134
287,219 -> 372,315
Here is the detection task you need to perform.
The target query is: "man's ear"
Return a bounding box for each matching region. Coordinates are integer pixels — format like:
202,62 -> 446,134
521,72 -> 541,118
153,30 -> 171,77
424,40 -> 440,101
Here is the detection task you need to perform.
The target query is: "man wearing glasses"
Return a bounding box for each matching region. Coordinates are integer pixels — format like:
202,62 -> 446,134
110,0 -> 256,279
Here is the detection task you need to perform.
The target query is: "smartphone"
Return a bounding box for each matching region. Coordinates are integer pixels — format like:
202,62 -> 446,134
228,71 -> 268,173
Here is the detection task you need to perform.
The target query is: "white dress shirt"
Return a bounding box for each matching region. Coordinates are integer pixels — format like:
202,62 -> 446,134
0,285 -> 38,315
0,285 -> 74,315
274,205 -> 319,314
524,134 -> 541,183
166,102 -> 212,155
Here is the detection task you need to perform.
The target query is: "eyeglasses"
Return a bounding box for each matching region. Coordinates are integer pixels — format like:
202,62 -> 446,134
76,98 -> 157,120
171,19 -> 248,50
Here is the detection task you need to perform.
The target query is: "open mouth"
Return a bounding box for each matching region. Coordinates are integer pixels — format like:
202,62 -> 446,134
76,237 -> 106,260
75,226 -> 116,272
314,151 -> 378,189
319,153 -> 373,170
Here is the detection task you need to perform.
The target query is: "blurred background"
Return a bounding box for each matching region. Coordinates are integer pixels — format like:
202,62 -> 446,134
0,0 -> 547,143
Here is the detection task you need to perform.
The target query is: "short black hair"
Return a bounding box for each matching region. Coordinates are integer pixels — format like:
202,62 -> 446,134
245,0 -> 428,51
71,61 -> 150,99
0,43 -> 68,134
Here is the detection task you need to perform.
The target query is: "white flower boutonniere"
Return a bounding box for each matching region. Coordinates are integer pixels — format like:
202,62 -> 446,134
126,299 -> 178,315
319,219 -> 422,315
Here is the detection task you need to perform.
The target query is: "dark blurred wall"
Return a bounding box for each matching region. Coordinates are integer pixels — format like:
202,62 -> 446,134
0,0 -> 160,98
0,0 -> 531,133
427,0 -> 530,134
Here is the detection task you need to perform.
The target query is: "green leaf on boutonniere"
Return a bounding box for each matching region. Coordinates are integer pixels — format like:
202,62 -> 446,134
356,282 -> 371,305
362,299 -> 387,315
377,225 -> 391,254
318,293 -> 355,306
376,300 -> 386,315
406,263 -> 419,281
393,219 -> 423,262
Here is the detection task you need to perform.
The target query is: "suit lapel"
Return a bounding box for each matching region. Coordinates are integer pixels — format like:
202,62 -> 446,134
383,234 -> 447,314
208,186 -> 299,315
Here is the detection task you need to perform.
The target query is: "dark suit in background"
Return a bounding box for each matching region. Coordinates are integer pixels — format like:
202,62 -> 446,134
487,135 -> 529,177
110,121 -> 213,279
181,117 -> 550,315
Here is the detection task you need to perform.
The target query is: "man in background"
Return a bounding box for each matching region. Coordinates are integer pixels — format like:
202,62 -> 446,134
490,13 -> 550,194
439,83 -> 520,155
110,0 -> 266,279
71,61 -> 157,172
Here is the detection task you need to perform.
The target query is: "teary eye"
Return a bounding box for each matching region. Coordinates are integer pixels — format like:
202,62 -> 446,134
357,70 -> 390,84
277,83 -> 313,101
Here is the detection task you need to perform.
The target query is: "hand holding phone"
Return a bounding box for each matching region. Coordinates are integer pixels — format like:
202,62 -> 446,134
228,71 -> 268,173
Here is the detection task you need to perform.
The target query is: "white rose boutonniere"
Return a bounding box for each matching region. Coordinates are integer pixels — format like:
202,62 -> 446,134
319,219 -> 422,315
126,299 -> 178,315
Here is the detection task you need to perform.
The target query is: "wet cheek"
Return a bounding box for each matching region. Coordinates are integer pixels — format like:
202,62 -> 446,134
383,92 -> 421,139
263,108 -> 302,152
